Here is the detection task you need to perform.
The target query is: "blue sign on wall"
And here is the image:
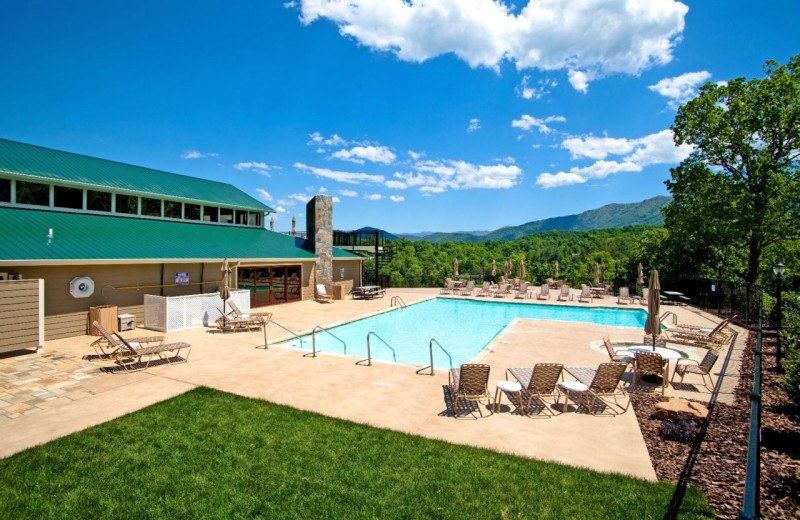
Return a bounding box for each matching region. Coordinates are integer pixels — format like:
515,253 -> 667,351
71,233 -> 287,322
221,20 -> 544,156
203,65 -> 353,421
175,272 -> 190,285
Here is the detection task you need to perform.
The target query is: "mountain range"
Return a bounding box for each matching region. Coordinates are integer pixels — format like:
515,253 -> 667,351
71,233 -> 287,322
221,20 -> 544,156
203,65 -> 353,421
396,195 -> 670,242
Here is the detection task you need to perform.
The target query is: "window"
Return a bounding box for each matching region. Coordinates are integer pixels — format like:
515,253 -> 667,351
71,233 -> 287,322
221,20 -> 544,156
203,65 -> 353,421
141,197 -> 161,217
164,200 -> 182,219
220,207 -> 233,224
203,206 -> 218,222
235,210 -> 248,225
0,179 -> 9,203
184,203 -> 201,220
54,185 -> 83,210
248,212 -> 262,227
116,194 -> 138,214
16,180 -> 49,206
87,190 -> 112,212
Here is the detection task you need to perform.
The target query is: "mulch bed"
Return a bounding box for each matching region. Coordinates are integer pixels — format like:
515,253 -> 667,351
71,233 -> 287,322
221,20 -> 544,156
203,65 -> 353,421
630,331 -> 800,519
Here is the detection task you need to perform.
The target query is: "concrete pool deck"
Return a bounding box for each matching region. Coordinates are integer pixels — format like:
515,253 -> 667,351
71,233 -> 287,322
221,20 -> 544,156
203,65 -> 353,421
0,288 -> 745,482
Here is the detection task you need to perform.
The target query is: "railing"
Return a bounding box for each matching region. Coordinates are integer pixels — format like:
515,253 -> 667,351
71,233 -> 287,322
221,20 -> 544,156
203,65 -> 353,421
676,276 -> 762,330
416,338 -> 453,376
306,325 -> 347,358
257,319 -> 304,350
739,299 -> 764,519
660,311 -> 678,325
357,331 -> 397,366
390,296 -> 407,308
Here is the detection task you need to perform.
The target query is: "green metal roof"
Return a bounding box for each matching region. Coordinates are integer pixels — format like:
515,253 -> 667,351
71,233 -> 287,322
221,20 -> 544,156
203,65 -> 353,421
0,138 -> 272,212
0,207 -> 318,262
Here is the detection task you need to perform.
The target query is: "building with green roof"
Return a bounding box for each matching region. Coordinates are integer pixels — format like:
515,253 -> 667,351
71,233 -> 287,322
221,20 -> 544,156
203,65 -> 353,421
0,139 -> 363,341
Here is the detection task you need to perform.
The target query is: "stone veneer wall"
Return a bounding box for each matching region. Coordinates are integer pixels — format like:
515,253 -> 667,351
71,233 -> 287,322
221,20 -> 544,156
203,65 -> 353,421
306,195 -> 333,288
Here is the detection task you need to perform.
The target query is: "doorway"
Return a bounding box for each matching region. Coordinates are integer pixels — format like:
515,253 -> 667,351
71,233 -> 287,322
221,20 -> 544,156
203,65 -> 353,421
237,265 -> 302,306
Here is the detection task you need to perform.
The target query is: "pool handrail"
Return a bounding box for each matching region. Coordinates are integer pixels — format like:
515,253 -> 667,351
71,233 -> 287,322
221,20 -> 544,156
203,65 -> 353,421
660,310 -> 678,325
358,331 -> 397,366
390,296 -> 407,308
256,319 -> 304,350
307,325 -> 347,358
416,338 -> 453,376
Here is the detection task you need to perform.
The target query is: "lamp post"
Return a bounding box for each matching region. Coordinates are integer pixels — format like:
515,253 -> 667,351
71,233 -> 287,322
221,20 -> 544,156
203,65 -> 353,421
774,262 -> 786,373
717,260 -> 724,316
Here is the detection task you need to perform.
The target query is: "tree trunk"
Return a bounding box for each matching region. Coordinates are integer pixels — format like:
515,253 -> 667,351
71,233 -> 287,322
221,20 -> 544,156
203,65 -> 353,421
746,231 -> 763,285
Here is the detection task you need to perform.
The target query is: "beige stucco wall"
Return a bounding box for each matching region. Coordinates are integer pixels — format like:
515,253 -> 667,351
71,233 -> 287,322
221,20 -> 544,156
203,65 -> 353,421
333,259 -> 362,296
0,279 -> 43,352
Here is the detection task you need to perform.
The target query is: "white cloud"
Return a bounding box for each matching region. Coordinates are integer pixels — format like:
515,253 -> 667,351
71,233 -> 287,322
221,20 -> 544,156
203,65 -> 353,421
255,189 -> 273,202
294,162 -> 385,184
537,129 -> 693,188
364,193 -> 383,201
408,150 -> 424,160
394,159 -> 522,193
297,0 -> 688,91
276,198 -> 296,207
467,118 -> 481,132
649,70 -> 712,108
332,145 -> 396,164
181,149 -> 219,159
332,196 -> 341,203
274,206 -> 288,213
338,189 -> 358,197
389,195 -> 405,202
385,180 -> 408,189
233,161 -> 278,175
518,76 -> 557,99
511,114 -> 566,134
308,131 -> 347,147
289,193 -> 312,203
567,70 -> 591,93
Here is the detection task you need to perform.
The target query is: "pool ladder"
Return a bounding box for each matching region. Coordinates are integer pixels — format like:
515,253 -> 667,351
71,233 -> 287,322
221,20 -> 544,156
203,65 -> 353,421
660,311 -> 678,325
305,325 -> 347,358
256,319 -> 304,350
416,338 -> 453,376
390,296 -> 407,308
357,331 -> 397,366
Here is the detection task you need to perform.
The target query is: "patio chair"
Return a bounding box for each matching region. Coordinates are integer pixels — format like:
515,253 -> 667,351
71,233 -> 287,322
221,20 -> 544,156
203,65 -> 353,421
458,280 -> 475,296
671,349 -> 719,390
666,317 -> 735,349
557,284 -> 571,301
315,283 -> 335,303
603,337 -> 634,364
449,364 -> 492,417
617,287 -> 633,305
440,279 -> 455,295
565,362 -> 630,413
506,363 -> 564,415
227,300 -> 272,325
477,281 -> 491,297
634,351 -> 668,394
216,306 -> 261,332
90,321 -> 164,360
113,332 -> 192,372
493,283 -> 511,298
577,284 -> 591,303
640,288 -> 649,305
514,282 -> 529,299
537,284 -> 550,300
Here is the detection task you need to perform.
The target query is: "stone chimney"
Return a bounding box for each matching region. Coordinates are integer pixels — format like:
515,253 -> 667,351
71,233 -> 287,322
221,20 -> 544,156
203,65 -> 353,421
306,195 -> 333,287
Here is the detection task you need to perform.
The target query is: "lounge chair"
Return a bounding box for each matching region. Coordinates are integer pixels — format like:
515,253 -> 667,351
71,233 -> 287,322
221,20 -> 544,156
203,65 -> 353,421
617,287 -> 633,305
441,280 -> 455,295
476,281 -> 491,297
671,349 -> 719,390
565,362 -> 630,413
449,364 -> 492,417
557,285 -> 571,301
634,351 -> 668,394
458,280 -> 475,296
113,332 -> 191,372
514,282 -> 529,299
316,283 -> 335,303
216,306 -> 261,332
506,363 -> 564,415
537,284 -> 550,300
665,317 -> 735,349
227,300 -> 272,325
577,284 -> 591,303
90,321 -> 164,360
493,283 -> 510,298
603,337 -> 634,364
640,288 -> 649,305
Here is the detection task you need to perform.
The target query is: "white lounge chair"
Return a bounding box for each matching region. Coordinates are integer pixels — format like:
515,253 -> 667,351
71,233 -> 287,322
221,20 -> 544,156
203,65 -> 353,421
514,282 -> 529,299
537,284 -> 550,300
578,284 -> 591,303
618,287 -> 633,305
477,281 -> 491,297
558,285 -> 571,301
316,283 -> 334,303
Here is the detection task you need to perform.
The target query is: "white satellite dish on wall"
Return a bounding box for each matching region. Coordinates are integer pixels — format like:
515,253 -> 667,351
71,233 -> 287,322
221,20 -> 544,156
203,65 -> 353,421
69,276 -> 95,298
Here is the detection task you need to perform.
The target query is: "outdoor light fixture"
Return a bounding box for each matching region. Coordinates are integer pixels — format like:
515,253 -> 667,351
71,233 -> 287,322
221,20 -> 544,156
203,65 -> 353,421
773,262 -> 786,276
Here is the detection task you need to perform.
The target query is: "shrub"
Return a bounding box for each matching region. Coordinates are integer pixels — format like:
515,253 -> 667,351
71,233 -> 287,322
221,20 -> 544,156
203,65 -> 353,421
659,414 -> 701,444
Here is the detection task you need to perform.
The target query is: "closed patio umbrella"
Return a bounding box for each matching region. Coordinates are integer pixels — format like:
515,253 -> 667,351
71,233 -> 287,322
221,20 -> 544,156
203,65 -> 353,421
644,269 -> 661,350
454,258 -> 459,278
491,260 -> 496,279
519,259 -> 526,280
594,263 -> 600,286
554,260 -> 559,279
220,258 -> 231,318
504,260 -> 511,280
637,263 -> 644,285
600,263 -> 606,284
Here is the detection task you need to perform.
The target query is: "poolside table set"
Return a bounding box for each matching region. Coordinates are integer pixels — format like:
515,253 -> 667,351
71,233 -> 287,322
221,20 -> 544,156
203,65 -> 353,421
352,285 -> 386,300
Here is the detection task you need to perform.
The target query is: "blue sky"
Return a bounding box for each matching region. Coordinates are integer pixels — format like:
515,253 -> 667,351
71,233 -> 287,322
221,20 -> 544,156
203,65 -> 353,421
2,1 -> 798,233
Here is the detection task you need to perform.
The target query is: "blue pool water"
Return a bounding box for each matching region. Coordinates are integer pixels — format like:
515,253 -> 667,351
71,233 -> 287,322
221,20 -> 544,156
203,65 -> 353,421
282,297 -> 647,368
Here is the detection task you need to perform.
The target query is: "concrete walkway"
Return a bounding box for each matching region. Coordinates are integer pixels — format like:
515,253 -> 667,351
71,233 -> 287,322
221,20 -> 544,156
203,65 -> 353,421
0,288 -> 744,483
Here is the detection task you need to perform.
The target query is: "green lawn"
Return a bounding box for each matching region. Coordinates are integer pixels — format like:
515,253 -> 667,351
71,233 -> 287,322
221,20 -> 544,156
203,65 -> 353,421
0,387 -> 712,519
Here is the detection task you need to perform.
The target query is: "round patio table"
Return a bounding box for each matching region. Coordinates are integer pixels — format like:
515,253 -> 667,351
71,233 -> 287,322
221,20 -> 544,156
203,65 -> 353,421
628,346 -> 683,381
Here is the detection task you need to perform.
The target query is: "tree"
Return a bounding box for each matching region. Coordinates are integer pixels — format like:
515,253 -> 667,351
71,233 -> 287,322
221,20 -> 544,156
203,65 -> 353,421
668,55 -> 800,284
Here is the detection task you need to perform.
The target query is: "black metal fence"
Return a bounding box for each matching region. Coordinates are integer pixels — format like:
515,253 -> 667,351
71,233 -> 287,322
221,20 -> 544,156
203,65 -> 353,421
673,276 -> 763,330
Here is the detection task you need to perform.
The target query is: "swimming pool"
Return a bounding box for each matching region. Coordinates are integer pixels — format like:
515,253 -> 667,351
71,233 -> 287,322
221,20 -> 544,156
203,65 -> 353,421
280,297 -> 648,368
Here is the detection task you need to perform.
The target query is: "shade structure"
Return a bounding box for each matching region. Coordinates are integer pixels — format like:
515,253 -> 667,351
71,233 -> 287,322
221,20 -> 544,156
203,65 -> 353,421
504,259 -> 511,280
594,263 -> 600,286
454,258 -> 459,277
291,216 -> 296,236
519,259 -> 526,280
491,259 -> 497,278
637,263 -> 644,285
554,260 -> 559,279
270,216 -> 275,231
600,263 -> 606,284
220,258 -> 231,316
644,269 -> 661,350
